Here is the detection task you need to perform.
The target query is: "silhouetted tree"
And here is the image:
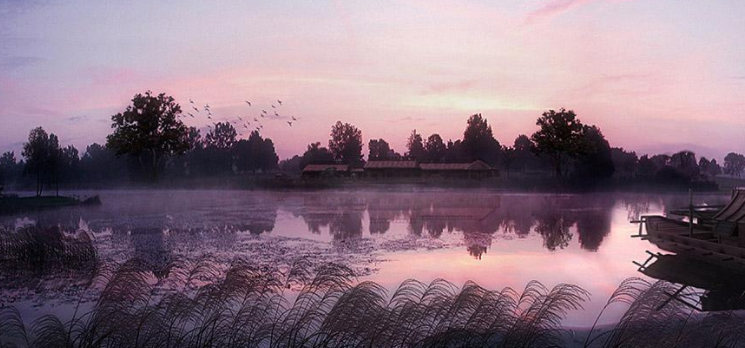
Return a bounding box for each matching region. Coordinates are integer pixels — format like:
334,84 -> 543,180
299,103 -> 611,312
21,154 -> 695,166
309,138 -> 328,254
368,139 -> 398,160
501,146 -> 516,179
300,142 -> 335,169
0,151 -> 18,189
699,157 -> 722,180
531,108 -> 584,177
724,152 -> 745,177
611,147 -> 638,178
424,134 -> 446,162
106,91 -> 190,181
80,143 -> 127,182
573,125 -> 615,183
279,155 -> 302,172
670,151 -> 699,180
329,121 -> 363,165
56,145 -> 80,193
186,127 -> 203,151
234,131 -> 279,173
22,127 -> 60,196
462,114 -> 500,166
406,130 -> 425,160
205,122 -> 237,150
444,139 -> 466,162
636,155 -> 657,178
513,134 -> 540,172
203,122 -> 238,174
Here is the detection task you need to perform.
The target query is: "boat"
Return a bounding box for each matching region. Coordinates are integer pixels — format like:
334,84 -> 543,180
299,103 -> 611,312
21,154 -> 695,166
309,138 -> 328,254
635,188 -> 745,272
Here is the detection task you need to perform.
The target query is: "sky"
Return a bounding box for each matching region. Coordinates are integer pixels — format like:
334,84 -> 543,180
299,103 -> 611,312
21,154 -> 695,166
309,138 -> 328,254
1,0 -> 744,161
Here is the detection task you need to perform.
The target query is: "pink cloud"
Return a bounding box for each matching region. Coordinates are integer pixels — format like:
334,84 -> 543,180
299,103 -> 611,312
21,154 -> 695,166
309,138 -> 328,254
525,0 -> 637,23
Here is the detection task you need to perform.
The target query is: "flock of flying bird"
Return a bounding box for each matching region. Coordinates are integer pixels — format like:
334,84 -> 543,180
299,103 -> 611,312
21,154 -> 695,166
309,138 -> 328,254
180,97 -> 298,138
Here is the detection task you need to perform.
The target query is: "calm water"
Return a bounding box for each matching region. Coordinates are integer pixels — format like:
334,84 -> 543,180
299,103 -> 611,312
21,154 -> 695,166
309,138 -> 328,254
0,189 -> 730,327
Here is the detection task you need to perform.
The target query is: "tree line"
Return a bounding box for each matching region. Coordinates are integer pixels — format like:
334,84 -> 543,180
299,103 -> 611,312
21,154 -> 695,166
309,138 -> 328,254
1,91 -> 744,194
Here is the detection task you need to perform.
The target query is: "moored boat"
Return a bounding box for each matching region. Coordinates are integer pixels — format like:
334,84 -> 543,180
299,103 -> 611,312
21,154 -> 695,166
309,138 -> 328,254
637,188 -> 745,272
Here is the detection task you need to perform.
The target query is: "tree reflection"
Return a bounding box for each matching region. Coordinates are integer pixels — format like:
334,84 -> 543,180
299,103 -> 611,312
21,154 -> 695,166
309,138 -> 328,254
533,212 -> 574,251
298,194 -> 365,241
575,210 -> 611,251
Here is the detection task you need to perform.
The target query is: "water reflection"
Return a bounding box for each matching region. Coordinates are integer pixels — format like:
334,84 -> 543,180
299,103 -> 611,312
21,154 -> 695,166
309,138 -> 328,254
0,190 -> 735,329
0,191 -> 724,260
293,193 -> 618,255
639,252 -> 745,312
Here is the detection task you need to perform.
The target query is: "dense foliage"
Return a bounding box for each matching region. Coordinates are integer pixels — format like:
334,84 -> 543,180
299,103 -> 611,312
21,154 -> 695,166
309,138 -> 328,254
2,92 -> 742,191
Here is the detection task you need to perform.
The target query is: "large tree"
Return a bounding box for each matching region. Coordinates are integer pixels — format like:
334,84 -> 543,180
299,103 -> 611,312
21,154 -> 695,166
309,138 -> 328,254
22,127 -> 60,196
698,157 -> 722,180
328,121 -> 363,165
106,91 -> 190,181
80,143 -> 126,182
530,108 -> 584,177
205,122 -> 237,150
610,147 -> 639,178
513,134 -> 540,172
369,139 -> 398,160
724,152 -> 745,177
670,151 -> 699,180
234,131 -> 279,173
0,151 -> 18,189
424,134 -> 446,162
573,125 -> 615,182
301,142 -> 335,169
462,114 -> 500,166
406,130 -> 425,160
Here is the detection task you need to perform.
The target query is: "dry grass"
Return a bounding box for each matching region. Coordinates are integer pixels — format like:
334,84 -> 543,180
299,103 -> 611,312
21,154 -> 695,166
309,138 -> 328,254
1,228 -> 745,347
0,257 -> 591,348
0,226 -> 96,271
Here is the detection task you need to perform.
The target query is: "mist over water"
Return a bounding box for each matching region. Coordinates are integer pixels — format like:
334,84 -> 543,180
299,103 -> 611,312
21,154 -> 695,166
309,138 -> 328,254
0,189 -> 731,328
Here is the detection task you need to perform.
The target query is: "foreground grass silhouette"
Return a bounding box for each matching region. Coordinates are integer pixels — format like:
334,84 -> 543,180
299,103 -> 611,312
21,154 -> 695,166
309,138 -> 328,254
1,230 -> 745,347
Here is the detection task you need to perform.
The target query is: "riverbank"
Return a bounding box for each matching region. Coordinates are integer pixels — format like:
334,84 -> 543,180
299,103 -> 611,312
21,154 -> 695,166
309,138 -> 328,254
2,173 -> 734,194
0,194 -> 101,215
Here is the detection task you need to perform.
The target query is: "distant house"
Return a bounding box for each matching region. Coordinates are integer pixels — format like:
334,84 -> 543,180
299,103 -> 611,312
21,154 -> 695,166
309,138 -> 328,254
364,160 -> 419,178
363,160 -> 497,179
420,160 -> 496,179
302,164 -> 349,178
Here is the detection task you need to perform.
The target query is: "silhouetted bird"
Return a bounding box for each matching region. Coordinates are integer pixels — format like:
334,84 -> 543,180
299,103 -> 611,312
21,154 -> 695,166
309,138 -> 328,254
271,104 -> 276,108
193,107 -> 200,113
238,116 -> 243,120
190,99 -> 194,104
274,111 -> 279,116
291,116 -> 297,121
245,101 -> 251,106
287,121 -> 293,127
262,110 -> 267,114
188,113 -> 194,118
277,100 -> 282,105
254,117 -> 258,122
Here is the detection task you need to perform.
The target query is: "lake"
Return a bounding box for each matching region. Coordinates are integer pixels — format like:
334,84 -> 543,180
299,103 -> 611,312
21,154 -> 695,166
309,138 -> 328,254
0,189 -> 730,329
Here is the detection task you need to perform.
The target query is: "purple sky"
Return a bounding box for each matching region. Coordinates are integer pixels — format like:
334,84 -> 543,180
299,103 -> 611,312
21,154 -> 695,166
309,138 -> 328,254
1,0 -> 744,161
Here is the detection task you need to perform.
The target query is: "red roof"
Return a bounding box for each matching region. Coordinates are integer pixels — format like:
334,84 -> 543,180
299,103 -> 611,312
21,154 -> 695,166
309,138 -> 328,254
420,160 -> 493,171
364,160 -> 418,169
302,164 -> 349,172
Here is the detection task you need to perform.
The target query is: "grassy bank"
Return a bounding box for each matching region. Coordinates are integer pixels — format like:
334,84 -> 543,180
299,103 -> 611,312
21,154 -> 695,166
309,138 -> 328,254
0,195 -> 101,214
